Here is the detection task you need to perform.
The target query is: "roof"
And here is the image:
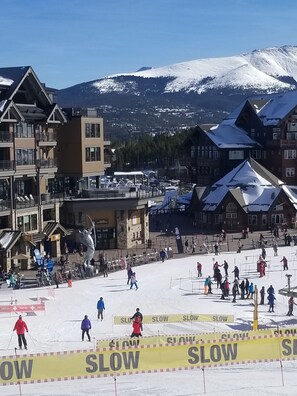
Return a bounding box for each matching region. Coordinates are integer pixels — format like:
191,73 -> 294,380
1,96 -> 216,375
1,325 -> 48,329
258,90 -> 297,126
0,231 -> 22,251
43,221 -> 69,237
206,118 -> 260,149
199,159 -> 284,212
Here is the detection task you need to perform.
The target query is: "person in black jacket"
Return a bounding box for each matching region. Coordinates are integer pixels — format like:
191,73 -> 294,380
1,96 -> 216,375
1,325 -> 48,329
130,308 -> 143,330
260,286 -> 265,305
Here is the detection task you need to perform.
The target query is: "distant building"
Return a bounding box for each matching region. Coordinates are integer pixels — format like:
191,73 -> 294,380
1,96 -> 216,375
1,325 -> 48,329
187,91 -> 297,186
189,158 -> 297,232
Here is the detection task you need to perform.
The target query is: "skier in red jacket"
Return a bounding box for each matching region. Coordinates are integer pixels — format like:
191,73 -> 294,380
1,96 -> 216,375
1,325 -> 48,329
13,315 -> 28,350
130,316 -> 142,346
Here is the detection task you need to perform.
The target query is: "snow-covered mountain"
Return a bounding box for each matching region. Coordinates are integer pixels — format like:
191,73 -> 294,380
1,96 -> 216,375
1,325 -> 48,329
57,46 -> 297,138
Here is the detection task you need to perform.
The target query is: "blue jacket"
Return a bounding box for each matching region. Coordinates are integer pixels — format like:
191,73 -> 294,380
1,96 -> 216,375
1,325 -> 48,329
97,299 -> 105,310
81,318 -> 91,330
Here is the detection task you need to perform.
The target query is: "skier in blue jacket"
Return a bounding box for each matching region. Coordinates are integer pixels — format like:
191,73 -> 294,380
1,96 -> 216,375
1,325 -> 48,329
81,315 -> 91,341
97,297 -> 105,320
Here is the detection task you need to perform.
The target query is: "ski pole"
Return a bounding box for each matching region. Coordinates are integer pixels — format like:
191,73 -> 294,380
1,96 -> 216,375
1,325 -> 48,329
7,331 -> 14,349
28,332 -> 36,346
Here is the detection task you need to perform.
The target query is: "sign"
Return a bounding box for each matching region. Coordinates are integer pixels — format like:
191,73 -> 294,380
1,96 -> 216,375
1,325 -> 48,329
0,304 -> 45,313
1,335 -> 297,385
114,313 -> 234,325
98,327 -> 297,348
50,234 -> 60,242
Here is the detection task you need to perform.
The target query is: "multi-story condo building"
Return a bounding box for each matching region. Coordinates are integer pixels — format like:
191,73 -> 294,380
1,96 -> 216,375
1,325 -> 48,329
188,91 -> 297,186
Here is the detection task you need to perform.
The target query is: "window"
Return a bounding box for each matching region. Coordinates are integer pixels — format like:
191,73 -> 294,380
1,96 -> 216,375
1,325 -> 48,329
213,149 -> 219,160
251,150 -> 261,159
284,150 -> 296,159
15,123 -> 34,138
85,123 -> 100,138
273,132 -> 280,140
229,150 -> 244,160
214,214 -> 223,224
248,215 -> 257,225
286,168 -> 295,177
17,214 -> 37,231
85,147 -> 101,162
226,213 -> 237,219
190,146 -> 196,158
16,149 -> 35,165
271,214 -> 284,224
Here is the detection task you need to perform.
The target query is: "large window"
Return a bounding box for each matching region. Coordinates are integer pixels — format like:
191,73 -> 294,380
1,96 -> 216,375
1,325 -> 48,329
17,214 -> 37,231
284,150 -> 296,159
248,215 -> 257,225
85,147 -> 101,162
85,123 -> 100,138
16,149 -> 35,165
15,123 -> 34,138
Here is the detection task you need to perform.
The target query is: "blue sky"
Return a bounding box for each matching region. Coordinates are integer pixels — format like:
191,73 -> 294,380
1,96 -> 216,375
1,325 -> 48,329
1,0 -> 297,89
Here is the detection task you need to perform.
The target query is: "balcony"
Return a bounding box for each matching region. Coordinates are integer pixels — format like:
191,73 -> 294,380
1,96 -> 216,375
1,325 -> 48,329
64,108 -> 103,118
0,199 -> 11,212
15,195 -> 37,209
0,160 -> 14,171
36,158 -> 57,169
36,131 -> 57,146
0,131 -> 13,143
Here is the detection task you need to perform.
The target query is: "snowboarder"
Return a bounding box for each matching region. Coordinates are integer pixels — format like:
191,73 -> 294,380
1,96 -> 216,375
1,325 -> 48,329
260,286 -> 265,305
287,296 -> 297,316
130,316 -> 142,346
280,256 -> 288,270
197,262 -> 202,277
13,315 -> 28,350
97,297 -> 105,320
130,272 -> 138,289
81,315 -> 91,341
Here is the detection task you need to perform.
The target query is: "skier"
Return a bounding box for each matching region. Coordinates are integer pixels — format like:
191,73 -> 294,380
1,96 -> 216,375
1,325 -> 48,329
232,282 -> 237,303
239,280 -> 245,299
127,266 -> 133,285
184,239 -> 189,253
214,242 -> 219,255
247,282 -> 255,299
237,239 -> 243,253
130,272 -> 138,290
268,293 -> 276,313
130,308 -> 143,323
97,297 -> 105,320
81,315 -> 91,341
160,249 -> 166,263
287,296 -> 297,316
260,286 -> 265,305
223,260 -> 229,277
67,271 -> 72,287
245,278 -> 250,296
13,315 -> 28,350
130,316 -> 142,346
267,285 -> 275,296
232,266 -> 240,280
197,262 -> 202,277
280,256 -> 288,270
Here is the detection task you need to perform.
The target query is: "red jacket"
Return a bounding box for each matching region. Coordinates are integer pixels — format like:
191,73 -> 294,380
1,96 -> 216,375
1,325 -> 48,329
132,320 -> 142,334
13,319 -> 28,335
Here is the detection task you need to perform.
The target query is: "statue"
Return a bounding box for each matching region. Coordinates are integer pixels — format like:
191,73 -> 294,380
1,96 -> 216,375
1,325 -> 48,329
79,216 -> 95,268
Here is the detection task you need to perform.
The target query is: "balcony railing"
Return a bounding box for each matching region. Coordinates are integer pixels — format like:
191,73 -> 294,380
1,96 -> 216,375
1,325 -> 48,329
15,195 -> 37,209
0,131 -> 13,142
37,158 -> 57,168
0,199 -> 10,211
0,160 -> 14,170
36,131 -> 57,142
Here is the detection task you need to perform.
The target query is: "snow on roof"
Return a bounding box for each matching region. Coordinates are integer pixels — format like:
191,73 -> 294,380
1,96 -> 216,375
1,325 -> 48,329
206,119 -> 260,149
0,76 -> 13,86
258,90 -> 297,126
0,100 -> 7,112
202,160 -> 282,212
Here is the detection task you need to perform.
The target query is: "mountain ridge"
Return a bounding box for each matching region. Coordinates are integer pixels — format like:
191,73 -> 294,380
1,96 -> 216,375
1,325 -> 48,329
57,45 -> 297,139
